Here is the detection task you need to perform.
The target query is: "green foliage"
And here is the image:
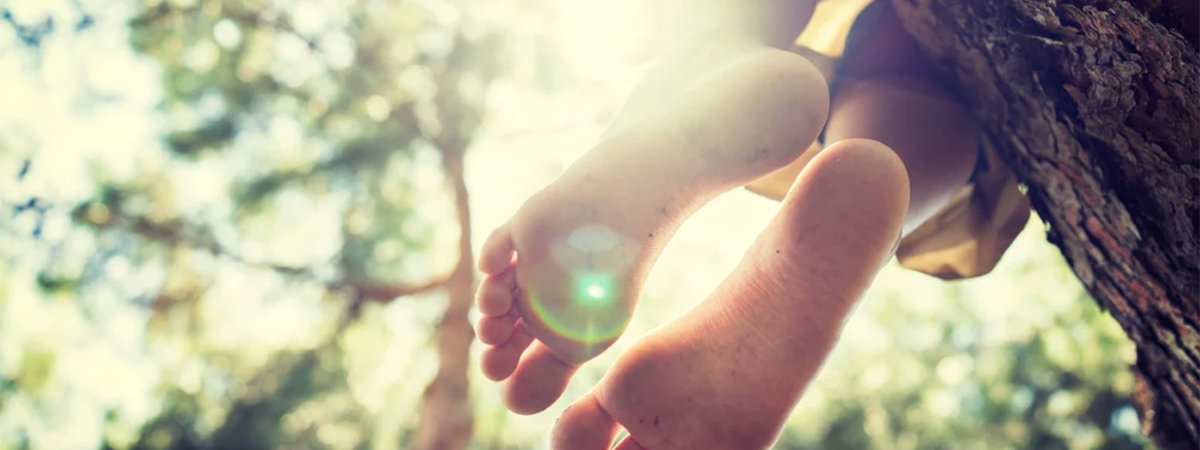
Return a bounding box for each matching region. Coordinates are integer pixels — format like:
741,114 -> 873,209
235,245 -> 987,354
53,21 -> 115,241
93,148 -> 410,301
2,0 -> 509,448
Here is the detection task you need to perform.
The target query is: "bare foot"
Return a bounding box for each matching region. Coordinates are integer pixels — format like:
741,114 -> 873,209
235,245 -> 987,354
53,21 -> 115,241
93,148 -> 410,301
549,139 -> 910,450
474,38 -> 830,415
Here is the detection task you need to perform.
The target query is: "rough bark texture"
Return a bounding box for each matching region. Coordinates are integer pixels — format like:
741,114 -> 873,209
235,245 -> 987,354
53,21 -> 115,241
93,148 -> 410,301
891,0 -> 1199,447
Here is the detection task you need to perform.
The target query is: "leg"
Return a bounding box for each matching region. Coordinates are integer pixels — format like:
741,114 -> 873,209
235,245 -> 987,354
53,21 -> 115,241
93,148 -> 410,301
551,139 -> 910,450
822,2 -> 979,235
824,76 -> 978,235
475,42 -> 830,414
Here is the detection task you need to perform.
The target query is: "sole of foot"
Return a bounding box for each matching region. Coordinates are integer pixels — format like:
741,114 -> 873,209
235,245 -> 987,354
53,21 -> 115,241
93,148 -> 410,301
549,138 -> 910,450
474,40 -> 831,415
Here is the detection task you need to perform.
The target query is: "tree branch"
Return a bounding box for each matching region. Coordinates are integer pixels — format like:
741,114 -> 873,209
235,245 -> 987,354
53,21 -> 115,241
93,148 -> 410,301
76,203 -> 448,305
347,276 -> 449,302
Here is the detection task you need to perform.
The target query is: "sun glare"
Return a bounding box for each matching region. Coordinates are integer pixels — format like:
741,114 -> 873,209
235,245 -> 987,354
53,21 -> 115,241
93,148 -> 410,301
548,0 -> 651,75
586,285 -> 606,299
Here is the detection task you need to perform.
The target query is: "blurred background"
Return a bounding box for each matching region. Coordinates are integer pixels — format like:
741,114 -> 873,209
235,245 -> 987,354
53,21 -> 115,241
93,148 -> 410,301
0,0 -> 1155,449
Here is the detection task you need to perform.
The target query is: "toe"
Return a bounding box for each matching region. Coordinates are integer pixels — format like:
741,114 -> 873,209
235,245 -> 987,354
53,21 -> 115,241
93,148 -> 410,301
612,434 -> 648,450
478,226 -> 515,275
550,391 -> 621,450
475,270 -> 516,317
475,309 -> 518,345
501,342 -> 579,415
783,138 -> 910,268
480,322 -> 534,381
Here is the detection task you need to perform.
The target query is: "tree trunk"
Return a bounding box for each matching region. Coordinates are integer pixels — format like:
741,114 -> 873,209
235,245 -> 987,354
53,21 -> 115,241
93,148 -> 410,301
411,144 -> 476,450
412,31 -> 485,449
891,0 -> 1199,448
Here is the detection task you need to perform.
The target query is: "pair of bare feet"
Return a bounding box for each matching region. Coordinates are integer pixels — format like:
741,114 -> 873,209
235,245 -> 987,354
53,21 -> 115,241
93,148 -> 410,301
474,38 -> 911,449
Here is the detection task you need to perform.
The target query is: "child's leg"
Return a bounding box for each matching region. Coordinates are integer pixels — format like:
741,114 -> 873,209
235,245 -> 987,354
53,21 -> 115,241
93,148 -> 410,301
823,76 -> 979,235
822,1 -> 979,233
474,40 -> 830,414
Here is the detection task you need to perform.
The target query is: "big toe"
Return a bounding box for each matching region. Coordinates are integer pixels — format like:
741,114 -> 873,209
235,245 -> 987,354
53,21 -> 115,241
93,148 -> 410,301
781,138 -> 910,264
501,342 -> 580,415
550,391 -> 621,450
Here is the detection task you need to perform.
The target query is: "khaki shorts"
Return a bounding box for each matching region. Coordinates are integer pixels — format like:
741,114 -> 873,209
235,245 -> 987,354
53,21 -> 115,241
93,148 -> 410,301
744,0 -> 1031,280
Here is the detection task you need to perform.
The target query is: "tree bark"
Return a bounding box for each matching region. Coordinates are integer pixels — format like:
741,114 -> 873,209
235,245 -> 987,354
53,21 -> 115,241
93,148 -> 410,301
891,0 -> 1199,447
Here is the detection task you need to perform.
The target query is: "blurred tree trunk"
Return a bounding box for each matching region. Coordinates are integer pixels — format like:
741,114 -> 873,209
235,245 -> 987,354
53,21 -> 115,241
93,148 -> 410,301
412,32 -> 488,450
411,143 -> 475,450
892,0 -> 1198,448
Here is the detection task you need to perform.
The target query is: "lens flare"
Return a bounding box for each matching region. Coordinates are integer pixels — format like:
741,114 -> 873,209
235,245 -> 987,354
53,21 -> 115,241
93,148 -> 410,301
574,271 -> 615,307
525,277 -> 629,343
586,285 -> 605,299
527,223 -> 635,343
